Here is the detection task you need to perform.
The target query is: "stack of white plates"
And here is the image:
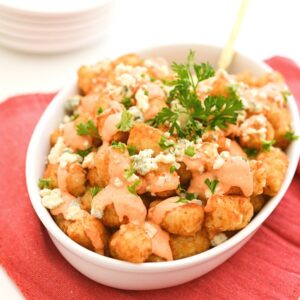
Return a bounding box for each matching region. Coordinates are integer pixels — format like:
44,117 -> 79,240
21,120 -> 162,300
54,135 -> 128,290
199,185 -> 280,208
0,0 -> 115,53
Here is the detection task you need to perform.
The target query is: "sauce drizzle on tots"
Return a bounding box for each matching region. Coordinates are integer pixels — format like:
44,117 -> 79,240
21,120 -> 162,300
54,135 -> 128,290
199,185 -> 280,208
39,51 -> 292,263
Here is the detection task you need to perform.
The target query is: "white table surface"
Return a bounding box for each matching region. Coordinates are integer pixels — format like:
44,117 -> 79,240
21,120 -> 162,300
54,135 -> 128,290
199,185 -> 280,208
0,0 -> 299,298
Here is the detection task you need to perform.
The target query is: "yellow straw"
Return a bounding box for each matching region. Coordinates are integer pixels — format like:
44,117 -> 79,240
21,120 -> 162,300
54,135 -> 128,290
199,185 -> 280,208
218,0 -> 249,70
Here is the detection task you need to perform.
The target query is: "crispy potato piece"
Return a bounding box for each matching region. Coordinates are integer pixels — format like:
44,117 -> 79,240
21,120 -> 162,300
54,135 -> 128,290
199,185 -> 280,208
93,147 -> 110,187
87,167 -> 104,187
109,223 -> 152,263
250,194 -> 267,213
249,160 -> 267,196
66,164 -> 87,197
50,128 -> 62,147
127,123 -> 163,155
80,189 -> 93,212
266,104 -> 291,149
146,254 -> 166,262
177,162 -> 192,187
102,203 -> 126,228
67,214 -> 109,255
170,229 -> 210,260
257,147 -> 288,196
239,115 -> 275,150
204,194 -> 254,238
53,214 -> 71,234
161,203 -> 204,236
113,53 -> 142,67
43,163 -> 58,188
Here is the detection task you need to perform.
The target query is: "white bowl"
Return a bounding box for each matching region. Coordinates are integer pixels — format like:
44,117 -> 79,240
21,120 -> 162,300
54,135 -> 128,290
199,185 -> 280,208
26,43 -> 300,290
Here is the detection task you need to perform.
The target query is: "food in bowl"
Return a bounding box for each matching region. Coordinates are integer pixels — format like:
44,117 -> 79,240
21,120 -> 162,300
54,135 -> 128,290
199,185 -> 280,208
38,50 -> 296,263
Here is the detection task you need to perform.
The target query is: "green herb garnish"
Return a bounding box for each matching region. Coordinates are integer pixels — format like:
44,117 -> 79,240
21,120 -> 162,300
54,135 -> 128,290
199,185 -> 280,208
170,165 -> 176,173
124,164 -> 135,179
184,145 -> 195,157
159,135 -> 175,150
282,90 -> 291,103
127,145 -> 137,156
121,97 -> 134,109
117,110 -> 134,132
76,147 -> 92,158
204,178 -> 219,194
243,147 -> 258,158
90,186 -> 101,197
150,50 -> 243,139
38,178 -> 52,189
262,139 -> 275,151
97,107 -> 103,114
284,130 -> 299,141
76,120 -> 101,140
111,141 -> 126,152
175,197 -> 190,203
127,179 -> 141,195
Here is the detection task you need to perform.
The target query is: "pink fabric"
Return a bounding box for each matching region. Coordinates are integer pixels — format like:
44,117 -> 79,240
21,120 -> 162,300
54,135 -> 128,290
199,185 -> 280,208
0,57 -> 299,300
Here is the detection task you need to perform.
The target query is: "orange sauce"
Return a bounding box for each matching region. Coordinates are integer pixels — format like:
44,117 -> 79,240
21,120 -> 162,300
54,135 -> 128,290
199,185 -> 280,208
63,122 -> 92,150
144,221 -> 173,261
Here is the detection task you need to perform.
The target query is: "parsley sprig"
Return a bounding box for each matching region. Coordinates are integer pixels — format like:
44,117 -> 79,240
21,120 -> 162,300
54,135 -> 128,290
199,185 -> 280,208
150,51 -> 243,139
76,120 -> 101,140
117,110 -> 134,132
38,178 -> 52,189
284,130 -> 299,141
90,186 -> 102,198
204,178 -> 219,194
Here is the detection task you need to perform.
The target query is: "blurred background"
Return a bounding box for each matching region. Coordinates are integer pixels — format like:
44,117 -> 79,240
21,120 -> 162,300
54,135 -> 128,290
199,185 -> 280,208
0,0 -> 299,101
0,0 -> 299,298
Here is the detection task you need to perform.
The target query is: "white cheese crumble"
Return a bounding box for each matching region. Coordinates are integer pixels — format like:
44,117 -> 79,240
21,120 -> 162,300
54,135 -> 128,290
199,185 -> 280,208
59,151 -> 82,168
65,199 -> 82,220
154,153 -> 176,164
128,106 -> 144,122
113,177 -> 123,187
82,152 -> 95,168
135,86 -> 149,112
211,233 -> 228,246
144,222 -> 157,238
131,149 -> 158,175
40,188 -> 64,209
48,137 -> 66,164
91,207 -> 104,219
117,73 -> 136,88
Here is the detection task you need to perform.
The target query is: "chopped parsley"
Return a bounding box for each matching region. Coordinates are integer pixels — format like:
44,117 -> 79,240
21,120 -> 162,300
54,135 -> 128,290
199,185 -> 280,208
184,145 -> 195,157
127,145 -> 137,156
204,178 -> 219,194
90,186 -> 101,197
159,135 -> 175,150
111,141 -> 126,152
150,50 -> 243,139
243,147 -> 258,158
76,147 -> 92,158
170,165 -> 176,173
262,139 -> 275,151
38,178 -> 52,189
117,110 -> 134,132
284,130 -> 299,141
121,97 -> 134,109
97,107 -> 103,114
175,197 -> 190,203
76,120 -> 101,140
127,179 -> 141,195
282,90 -> 291,103
124,164 -> 135,179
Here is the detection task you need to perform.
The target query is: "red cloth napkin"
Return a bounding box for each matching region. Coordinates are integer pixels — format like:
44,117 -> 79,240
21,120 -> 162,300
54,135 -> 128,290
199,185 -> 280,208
0,57 -> 299,300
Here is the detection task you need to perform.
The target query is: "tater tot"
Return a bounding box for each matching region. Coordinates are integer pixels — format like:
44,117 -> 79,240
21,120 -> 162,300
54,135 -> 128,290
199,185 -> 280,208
148,202 -> 204,236
93,147 -> 110,187
257,147 -> 288,196
102,203 -> 124,228
239,114 -> 275,150
266,104 -> 291,149
113,53 -> 142,67
146,254 -> 166,262
50,128 -> 62,147
249,160 -> 267,196
204,194 -> 254,238
43,163 -> 58,188
109,224 -> 152,263
250,195 -> 267,213
127,123 -> 163,155
67,214 -> 109,255
66,164 -> 87,197
53,214 -> 71,234
170,229 -> 210,260
177,162 -> 192,187
80,189 -> 93,212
